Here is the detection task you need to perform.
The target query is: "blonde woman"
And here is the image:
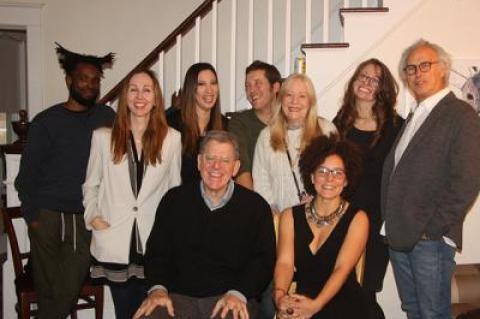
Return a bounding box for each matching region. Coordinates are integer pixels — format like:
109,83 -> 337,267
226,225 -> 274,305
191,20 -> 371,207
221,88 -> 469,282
253,74 -> 337,215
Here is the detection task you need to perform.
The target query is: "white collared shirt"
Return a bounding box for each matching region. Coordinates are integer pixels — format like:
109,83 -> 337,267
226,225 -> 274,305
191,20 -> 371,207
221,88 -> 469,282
394,87 -> 451,165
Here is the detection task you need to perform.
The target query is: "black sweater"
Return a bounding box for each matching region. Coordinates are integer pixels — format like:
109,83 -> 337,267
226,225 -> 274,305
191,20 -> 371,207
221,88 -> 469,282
15,103 -> 115,222
145,182 -> 276,299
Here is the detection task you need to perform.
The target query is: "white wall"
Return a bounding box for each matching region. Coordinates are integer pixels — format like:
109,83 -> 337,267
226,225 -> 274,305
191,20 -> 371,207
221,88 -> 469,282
4,0 -> 204,115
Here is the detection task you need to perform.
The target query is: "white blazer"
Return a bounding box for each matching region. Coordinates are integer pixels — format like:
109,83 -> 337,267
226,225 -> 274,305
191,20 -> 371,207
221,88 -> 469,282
83,127 -> 181,264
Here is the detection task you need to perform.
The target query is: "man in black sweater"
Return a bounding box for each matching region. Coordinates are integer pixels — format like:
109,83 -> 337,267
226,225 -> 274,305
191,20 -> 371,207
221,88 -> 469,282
14,44 -> 115,319
134,131 -> 276,319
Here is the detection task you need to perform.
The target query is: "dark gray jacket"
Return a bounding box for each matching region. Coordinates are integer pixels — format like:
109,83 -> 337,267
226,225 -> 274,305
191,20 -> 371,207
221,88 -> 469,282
382,92 -> 480,252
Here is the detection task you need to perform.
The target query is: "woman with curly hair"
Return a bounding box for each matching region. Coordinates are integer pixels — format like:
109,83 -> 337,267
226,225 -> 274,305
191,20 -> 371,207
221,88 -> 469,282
333,58 -> 404,318
274,135 -> 368,319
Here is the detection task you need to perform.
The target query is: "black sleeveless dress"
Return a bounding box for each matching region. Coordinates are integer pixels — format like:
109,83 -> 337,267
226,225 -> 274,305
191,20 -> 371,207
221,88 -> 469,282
293,204 -> 368,319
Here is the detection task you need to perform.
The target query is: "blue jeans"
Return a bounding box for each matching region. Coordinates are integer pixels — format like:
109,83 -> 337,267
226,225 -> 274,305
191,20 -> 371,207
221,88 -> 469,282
389,240 -> 455,319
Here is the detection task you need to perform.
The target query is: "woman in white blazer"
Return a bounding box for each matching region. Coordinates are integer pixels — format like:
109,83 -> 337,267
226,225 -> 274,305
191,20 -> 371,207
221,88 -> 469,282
83,69 -> 181,319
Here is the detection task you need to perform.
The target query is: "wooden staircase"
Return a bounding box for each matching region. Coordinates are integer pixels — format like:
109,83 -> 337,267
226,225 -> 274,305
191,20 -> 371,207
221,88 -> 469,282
99,0 -> 419,116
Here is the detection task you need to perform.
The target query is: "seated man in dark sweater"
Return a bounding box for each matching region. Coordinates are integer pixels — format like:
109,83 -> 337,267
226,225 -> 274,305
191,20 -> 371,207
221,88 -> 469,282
134,131 -> 276,319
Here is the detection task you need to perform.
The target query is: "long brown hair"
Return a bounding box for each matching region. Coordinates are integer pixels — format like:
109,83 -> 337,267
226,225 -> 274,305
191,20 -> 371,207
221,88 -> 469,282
270,74 -> 323,152
111,69 -> 168,165
334,58 -> 398,147
180,63 -> 224,155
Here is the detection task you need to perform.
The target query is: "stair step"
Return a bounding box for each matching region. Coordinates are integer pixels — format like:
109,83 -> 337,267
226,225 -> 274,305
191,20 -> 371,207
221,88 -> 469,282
339,7 -> 389,26
301,42 -> 349,54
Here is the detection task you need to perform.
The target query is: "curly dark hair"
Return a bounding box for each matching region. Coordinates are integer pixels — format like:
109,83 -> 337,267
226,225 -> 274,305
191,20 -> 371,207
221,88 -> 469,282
333,58 -> 399,148
55,42 -> 115,76
299,135 -> 362,199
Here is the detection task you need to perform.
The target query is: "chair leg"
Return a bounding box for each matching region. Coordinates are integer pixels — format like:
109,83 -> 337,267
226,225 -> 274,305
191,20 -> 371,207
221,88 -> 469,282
95,287 -> 104,319
19,298 -> 30,319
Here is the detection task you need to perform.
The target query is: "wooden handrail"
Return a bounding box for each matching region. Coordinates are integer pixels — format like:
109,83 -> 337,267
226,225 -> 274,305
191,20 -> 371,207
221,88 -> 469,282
99,0 -> 223,105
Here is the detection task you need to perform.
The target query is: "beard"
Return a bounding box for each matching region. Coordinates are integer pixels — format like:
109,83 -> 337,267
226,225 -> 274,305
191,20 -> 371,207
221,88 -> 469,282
69,85 -> 99,108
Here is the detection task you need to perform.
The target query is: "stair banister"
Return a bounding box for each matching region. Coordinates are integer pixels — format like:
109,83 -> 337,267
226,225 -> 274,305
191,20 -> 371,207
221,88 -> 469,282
99,0 -> 222,106
247,0 -> 254,65
305,0 -> 312,44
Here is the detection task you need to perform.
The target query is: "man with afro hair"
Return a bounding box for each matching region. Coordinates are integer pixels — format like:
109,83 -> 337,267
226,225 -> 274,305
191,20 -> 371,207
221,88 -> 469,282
15,43 -> 116,318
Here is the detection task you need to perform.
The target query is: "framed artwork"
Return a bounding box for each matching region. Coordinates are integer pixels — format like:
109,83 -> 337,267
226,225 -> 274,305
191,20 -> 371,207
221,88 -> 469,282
450,58 -> 480,114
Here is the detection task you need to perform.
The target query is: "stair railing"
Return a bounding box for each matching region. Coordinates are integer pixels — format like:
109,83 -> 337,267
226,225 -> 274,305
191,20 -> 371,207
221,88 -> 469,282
100,0 -> 380,112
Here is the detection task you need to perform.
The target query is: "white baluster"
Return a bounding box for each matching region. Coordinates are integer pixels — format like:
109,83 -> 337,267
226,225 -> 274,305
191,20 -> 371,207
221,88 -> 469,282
305,0 -> 311,44
284,0 -> 291,76
230,0 -> 237,112
195,16 -> 200,63
267,0 -> 273,64
158,51 -> 164,92
343,0 -> 349,8
175,34 -> 182,92
362,0 -> 368,8
323,0 -> 329,43
248,0 -> 254,64
212,0 -> 218,68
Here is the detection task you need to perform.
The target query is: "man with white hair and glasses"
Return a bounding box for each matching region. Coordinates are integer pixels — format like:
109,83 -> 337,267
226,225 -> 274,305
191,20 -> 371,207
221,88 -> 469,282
381,39 -> 480,319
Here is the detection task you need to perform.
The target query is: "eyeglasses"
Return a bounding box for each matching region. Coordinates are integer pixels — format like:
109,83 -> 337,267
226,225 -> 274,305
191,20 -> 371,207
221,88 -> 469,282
403,61 -> 440,76
356,73 -> 380,88
315,166 -> 346,180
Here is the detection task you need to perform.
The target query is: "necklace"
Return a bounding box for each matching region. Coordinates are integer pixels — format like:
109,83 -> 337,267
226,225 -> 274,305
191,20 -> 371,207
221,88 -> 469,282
305,199 -> 346,227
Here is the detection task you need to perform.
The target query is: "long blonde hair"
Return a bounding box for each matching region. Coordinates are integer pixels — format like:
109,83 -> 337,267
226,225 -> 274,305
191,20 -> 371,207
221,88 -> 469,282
111,69 -> 168,165
270,73 -> 323,152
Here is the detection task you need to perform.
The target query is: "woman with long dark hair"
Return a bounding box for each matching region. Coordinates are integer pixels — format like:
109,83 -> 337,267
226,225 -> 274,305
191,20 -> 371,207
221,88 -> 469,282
167,62 -> 226,184
83,69 -> 181,319
333,58 -> 404,318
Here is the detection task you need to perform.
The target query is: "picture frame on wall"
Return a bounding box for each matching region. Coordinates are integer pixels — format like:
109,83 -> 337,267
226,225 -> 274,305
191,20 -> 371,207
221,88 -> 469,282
450,58 -> 480,115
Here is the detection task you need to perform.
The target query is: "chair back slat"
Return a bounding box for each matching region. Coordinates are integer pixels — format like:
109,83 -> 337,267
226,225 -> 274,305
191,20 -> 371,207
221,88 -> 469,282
1,207 -> 28,278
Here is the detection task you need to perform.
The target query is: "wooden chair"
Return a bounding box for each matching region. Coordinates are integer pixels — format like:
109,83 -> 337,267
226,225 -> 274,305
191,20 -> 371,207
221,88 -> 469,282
1,206 -> 104,319
451,264 -> 480,318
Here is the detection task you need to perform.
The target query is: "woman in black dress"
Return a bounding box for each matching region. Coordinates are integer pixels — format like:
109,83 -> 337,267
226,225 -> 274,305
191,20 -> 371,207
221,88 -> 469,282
274,135 -> 368,319
333,58 -> 404,318
167,62 -> 227,184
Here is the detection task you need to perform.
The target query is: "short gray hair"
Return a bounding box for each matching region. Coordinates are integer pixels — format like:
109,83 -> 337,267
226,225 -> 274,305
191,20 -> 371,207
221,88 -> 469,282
399,39 -> 451,84
199,130 -> 240,160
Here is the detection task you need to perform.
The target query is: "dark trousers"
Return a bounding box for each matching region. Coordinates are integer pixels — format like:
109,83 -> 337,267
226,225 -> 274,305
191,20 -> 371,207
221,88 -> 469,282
258,281 -> 275,319
28,209 -> 91,319
364,289 -> 385,319
109,279 -> 147,319
144,293 -> 259,319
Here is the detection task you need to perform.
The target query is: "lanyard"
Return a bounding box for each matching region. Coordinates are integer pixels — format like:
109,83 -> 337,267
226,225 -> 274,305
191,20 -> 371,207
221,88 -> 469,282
285,148 -> 304,202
